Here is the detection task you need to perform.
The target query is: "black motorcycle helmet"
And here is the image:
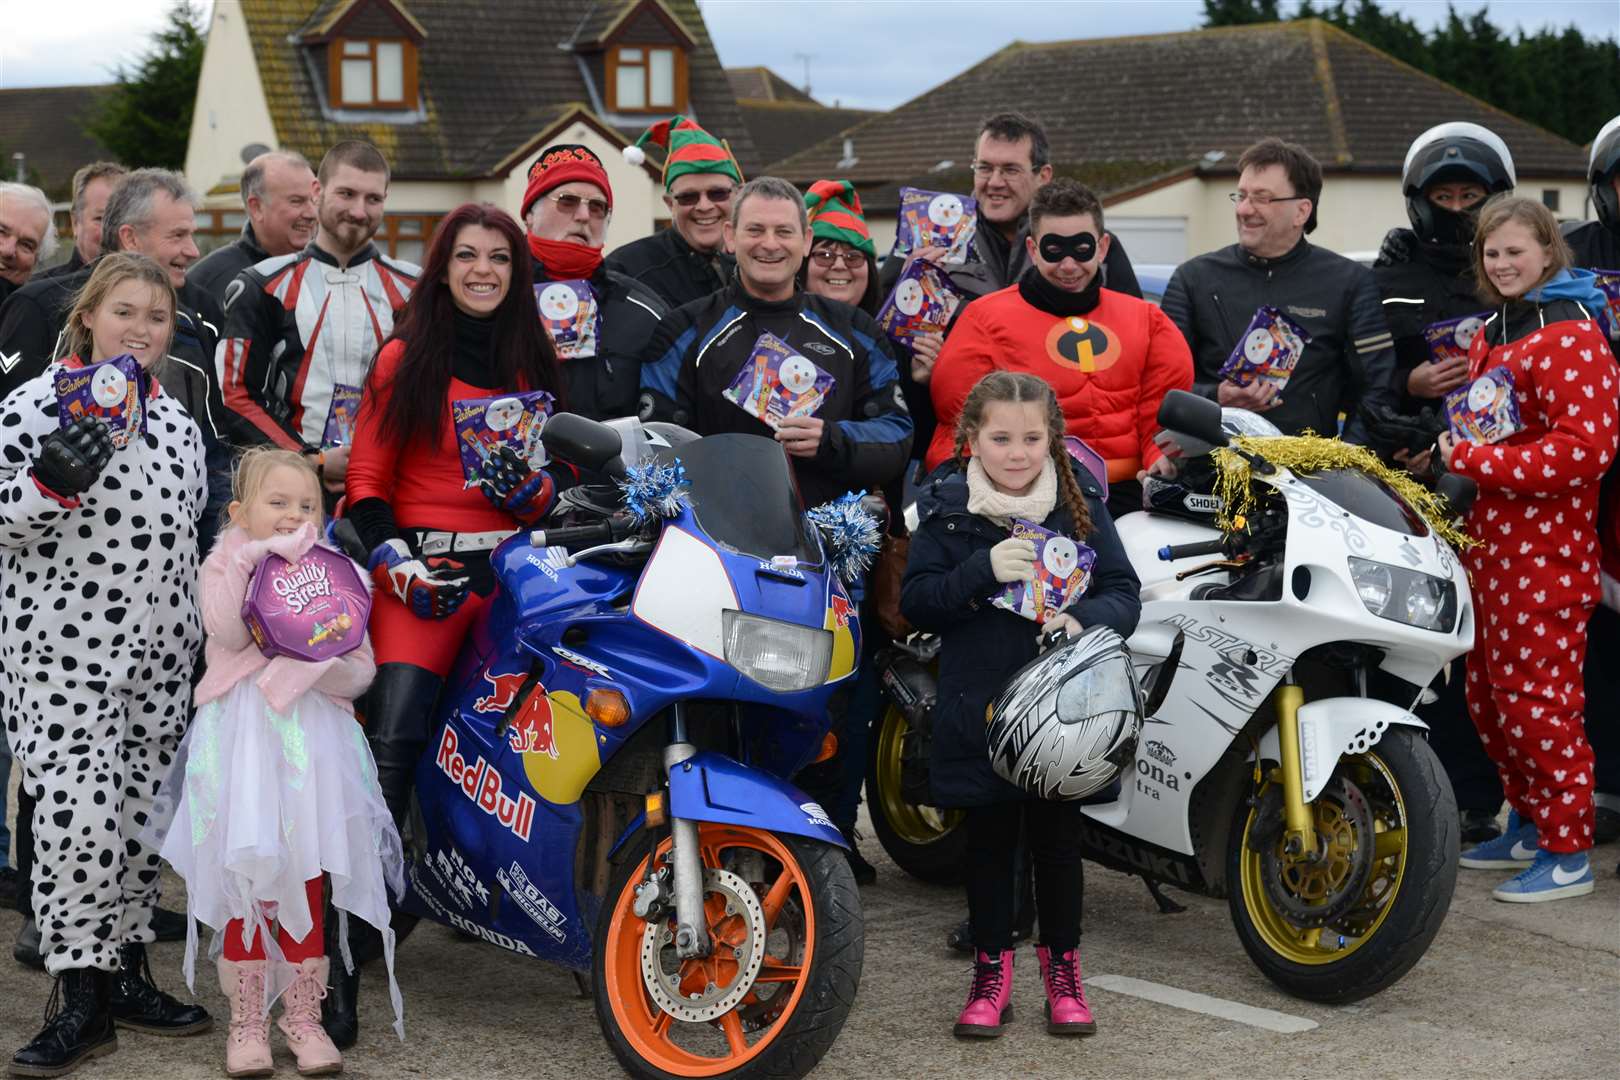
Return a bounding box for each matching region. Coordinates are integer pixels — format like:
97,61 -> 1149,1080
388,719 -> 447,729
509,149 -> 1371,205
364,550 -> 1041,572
1402,122 -> 1516,244
1589,115 -> 1620,233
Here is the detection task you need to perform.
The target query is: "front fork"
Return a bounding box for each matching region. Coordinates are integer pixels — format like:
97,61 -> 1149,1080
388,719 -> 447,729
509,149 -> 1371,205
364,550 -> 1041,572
659,702 -> 710,960
1273,683 -> 1321,861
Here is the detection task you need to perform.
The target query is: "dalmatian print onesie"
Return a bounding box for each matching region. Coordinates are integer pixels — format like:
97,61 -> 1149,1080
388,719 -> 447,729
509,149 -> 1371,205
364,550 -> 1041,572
1449,314 -> 1619,853
0,364 -> 204,974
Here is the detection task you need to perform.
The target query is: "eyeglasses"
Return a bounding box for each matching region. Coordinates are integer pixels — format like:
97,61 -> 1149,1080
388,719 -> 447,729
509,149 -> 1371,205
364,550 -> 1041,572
1228,191 -> 1308,207
809,248 -> 862,268
671,185 -> 736,208
971,161 -> 1030,180
548,193 -> 610,219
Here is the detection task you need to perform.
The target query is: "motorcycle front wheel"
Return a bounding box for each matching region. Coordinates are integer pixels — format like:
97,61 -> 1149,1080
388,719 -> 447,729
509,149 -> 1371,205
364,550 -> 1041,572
1227,726 -> 1459,1004
594,824 -> 864,1080
867,703 -> 968,884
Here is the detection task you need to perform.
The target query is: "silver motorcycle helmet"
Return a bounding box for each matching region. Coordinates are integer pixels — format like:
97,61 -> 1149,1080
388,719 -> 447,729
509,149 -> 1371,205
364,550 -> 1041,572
986,626 -> 1144,801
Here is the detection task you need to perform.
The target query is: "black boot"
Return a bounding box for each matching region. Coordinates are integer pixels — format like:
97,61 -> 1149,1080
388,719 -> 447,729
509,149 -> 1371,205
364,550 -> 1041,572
321,956 -> 361,1051
365,662 -> 444,830
10,968 -> 117,1078
14,917 -> 44,971
839,826 -> 877,886
149,907 -> 190,944
107,943 -> 211,1036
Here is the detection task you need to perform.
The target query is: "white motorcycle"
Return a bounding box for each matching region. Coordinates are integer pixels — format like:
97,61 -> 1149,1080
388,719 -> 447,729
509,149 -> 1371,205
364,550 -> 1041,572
872,390 -> 1474,1002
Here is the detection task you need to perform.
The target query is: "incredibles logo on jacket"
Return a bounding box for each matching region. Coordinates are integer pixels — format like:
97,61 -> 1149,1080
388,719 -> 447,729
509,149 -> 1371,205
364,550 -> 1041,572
1045,316 -> 1121,374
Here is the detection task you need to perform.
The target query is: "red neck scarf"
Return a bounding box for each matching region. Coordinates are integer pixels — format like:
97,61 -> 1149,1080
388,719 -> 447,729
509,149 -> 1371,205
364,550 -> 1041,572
528,234 -> 603,281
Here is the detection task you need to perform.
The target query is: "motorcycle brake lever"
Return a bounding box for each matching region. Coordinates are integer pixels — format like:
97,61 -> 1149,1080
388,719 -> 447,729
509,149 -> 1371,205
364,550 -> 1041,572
1174,558 -> 1248,582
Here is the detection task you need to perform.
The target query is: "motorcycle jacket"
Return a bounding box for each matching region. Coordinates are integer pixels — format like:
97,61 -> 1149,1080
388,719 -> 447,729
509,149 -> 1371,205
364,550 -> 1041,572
187,222 -> 271,308
1161,238 -> 1399,445
1564,219 -> 1620,274
900,458 -> 1139,807
1372,228 -> 1485,410
215,242 -> 418,451
532,256 -> 666,421
605,226 -> 735,311
639,278 -> 913,507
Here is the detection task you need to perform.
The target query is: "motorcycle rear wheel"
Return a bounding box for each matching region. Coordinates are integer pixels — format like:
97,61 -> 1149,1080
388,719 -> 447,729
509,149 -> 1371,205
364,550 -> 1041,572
1227,727 -> 1458,1003
594,824 -> 863,1080
867,704 -> 968,884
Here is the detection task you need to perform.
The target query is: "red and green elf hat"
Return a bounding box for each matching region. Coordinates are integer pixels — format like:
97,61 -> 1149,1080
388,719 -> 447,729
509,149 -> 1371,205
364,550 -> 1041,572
803,179 -> 875,260
622,115 -> 744,190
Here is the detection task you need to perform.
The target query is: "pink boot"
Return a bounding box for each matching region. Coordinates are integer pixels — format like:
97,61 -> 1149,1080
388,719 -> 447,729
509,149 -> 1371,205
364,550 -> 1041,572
1036,944 -> 1096,1035
953,949 -> 1014,1037
218,958 -> 274,1078
277,957 -> 343,1076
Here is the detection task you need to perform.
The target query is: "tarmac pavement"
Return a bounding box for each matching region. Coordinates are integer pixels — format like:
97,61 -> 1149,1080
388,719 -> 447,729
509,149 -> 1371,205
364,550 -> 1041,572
1,779 -> 1615,1080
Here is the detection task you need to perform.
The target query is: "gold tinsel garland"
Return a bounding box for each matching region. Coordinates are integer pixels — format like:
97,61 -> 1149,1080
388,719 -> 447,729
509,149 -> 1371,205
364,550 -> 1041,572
1210,435 -> 1478,552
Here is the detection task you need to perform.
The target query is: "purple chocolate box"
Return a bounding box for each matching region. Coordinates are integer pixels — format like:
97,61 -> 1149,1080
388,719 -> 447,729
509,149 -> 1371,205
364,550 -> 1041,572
242,544 -> 372,662
451,391 -> 555,488
54,354 -> 145,449
535,279 -> 601,360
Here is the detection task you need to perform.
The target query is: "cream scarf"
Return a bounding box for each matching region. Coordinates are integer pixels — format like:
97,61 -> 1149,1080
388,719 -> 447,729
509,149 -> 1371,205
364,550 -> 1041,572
966,456 -> 1057,527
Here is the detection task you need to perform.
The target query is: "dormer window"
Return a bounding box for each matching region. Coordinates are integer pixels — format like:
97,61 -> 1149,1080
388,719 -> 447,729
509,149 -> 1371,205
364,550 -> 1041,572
609,45 -> 685,112
332,38 -> 416,108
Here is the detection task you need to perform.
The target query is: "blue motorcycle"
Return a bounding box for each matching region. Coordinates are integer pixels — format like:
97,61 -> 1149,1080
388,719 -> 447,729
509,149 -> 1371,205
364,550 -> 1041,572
399,414 -> 865,1079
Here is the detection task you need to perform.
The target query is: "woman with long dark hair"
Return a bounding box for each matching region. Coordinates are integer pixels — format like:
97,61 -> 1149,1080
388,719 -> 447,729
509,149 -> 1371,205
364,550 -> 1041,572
332,203 -> 564,1042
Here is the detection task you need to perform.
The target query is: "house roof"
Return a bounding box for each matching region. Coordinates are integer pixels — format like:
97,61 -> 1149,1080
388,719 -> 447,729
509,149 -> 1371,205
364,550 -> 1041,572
236,0 -> 758,182
0,85 -> 118,201
770,20 -> 1587,195
737,101 -> 878,176
725,67 -> 817,105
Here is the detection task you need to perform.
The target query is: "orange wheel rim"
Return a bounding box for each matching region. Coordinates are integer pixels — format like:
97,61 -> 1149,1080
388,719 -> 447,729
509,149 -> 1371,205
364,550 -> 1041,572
604,825 -> 817,1077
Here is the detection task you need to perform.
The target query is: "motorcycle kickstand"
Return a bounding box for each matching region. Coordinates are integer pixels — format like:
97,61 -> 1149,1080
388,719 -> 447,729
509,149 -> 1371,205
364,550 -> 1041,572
1141,876 -> 1186,914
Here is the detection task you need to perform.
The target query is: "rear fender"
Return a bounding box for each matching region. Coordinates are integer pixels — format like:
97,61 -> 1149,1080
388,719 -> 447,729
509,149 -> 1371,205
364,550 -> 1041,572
667,750 -> 849,849
1254,696 -> 1429,802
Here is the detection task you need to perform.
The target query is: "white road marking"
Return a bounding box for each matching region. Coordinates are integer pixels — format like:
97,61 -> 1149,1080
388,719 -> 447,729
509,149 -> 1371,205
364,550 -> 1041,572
1085,974 -> 1319,1033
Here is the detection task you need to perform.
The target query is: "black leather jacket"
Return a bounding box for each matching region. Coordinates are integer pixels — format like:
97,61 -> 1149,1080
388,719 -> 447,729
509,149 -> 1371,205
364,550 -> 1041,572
605,226 -> 735,310
532,256 -> 666,421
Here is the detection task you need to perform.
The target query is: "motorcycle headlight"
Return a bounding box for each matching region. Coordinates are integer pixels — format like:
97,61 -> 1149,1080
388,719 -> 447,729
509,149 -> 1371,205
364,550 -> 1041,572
1347,557 -> 1457,632
722,610 -> 834,692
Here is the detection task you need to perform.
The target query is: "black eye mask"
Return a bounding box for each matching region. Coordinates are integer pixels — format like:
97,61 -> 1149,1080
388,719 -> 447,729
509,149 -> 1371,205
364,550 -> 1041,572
1038,231 -> 1097,264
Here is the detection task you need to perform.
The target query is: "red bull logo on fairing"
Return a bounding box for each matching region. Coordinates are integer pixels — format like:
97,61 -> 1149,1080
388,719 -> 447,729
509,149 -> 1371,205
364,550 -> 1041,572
435,727 -> 537,841
473,667 -> 559,759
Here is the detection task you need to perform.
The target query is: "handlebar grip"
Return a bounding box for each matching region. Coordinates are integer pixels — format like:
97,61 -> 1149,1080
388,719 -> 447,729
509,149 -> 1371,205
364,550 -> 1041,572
530,520 -> 617,549
1158,538 -> 1228,562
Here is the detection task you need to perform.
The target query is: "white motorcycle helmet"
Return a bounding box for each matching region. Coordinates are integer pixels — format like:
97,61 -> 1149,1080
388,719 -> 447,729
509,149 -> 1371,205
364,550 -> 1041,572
1401,122 -> 1516,243
986,626 -> 1144,801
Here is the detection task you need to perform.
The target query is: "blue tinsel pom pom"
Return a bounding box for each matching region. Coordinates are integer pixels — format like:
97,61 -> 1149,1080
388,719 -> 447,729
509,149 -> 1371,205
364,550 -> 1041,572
807,490 -> 882,584
618,459 -> 690,524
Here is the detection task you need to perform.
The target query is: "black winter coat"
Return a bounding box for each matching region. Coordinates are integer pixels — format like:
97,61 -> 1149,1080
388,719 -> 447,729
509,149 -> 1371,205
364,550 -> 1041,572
605,226 -> 736,311
900,460 -> 1141,807
187,223 -> 271,308
1370,227 -> 1486,412
533,256 -> 666,420
1564,219 -> 1620,273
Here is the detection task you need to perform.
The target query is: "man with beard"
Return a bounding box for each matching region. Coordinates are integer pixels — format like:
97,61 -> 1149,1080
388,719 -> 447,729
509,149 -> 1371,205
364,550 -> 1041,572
607,115 -> 743,309
0,183 -> 54,307
1162,137 -> 1398,445
521,143 -> 664,418
38,163 -> 125,282
215,141 -> 416,503
189,150 -> 317,303
1366,123 -> 1515,848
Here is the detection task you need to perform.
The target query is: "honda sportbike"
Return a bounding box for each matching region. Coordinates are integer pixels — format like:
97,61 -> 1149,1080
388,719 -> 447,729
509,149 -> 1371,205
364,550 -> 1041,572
399,416 -> 864,1078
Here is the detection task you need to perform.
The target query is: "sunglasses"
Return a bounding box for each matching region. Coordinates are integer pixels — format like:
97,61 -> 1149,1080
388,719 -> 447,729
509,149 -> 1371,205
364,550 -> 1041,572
671,186 -> 736,208
809,248 -> 863,269
548,193 -> 610,219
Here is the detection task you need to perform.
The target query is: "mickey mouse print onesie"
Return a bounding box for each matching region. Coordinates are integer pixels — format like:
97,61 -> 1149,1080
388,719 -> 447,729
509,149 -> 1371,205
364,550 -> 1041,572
0,361 -> 205,973
1447,296 -> 1619,852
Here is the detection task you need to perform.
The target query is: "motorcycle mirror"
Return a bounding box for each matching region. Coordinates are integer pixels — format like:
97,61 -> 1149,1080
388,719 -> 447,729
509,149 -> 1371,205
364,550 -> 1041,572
542,413 -> 627,478
1157,390 -> 1230,450
1436,471 -> 1477,518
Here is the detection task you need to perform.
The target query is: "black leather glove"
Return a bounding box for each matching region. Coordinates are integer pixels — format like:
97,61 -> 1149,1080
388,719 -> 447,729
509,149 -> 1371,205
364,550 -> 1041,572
1359,402 -> 1445,463
32,416 -> 114,499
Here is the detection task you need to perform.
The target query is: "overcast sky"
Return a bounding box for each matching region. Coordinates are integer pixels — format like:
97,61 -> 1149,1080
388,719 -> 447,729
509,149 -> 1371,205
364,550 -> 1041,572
2,0 -> 1616,109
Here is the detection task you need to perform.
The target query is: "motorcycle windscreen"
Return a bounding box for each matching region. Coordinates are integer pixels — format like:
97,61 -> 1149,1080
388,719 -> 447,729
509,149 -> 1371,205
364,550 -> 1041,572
1292,468 -> 1429,537
669,433 -> 824,564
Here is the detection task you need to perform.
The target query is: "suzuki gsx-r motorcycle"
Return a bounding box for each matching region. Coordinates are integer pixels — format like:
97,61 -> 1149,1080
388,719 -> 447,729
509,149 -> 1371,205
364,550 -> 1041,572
871,391 -> 1473,1002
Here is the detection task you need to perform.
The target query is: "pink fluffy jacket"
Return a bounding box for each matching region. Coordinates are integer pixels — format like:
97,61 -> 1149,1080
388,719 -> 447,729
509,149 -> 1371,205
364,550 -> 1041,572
194,521 -> 376,714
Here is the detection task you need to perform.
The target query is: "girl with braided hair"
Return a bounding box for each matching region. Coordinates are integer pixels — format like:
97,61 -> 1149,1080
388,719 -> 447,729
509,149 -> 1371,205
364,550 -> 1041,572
901,370 -> 1139,1041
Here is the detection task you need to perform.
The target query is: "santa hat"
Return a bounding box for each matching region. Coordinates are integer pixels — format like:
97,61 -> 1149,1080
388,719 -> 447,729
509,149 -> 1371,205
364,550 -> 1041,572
522,144 -> 613,219
803,179 -> 875,260
623,115 -> 743,190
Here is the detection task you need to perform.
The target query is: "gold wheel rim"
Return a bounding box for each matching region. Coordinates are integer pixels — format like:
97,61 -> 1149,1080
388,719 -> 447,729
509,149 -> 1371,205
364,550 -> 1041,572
1238,750 -> 1409,965
874,705 -> 964,845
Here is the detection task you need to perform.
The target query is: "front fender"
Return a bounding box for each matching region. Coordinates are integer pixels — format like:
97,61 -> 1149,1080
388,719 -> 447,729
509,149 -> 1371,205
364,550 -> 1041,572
1255,697 -> 1429,802
667,750 -> 849,849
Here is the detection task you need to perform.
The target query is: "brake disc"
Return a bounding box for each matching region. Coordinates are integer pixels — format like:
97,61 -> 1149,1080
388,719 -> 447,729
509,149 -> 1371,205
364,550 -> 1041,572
1259,775 -> 1376,928
640,867 -> 767,1023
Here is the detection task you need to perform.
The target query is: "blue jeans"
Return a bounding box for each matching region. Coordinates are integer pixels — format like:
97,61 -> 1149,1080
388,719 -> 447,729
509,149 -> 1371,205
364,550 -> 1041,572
0,736 -> 12,870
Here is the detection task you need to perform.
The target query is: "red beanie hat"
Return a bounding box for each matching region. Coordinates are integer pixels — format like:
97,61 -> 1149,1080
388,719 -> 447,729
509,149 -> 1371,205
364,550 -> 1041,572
521,144 -> 613,219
